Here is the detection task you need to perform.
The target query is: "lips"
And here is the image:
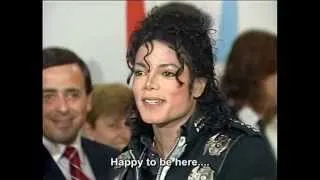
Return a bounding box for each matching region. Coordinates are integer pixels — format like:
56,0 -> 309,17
142,97 -> 165,105
52,117 -> 73,128
54,120 -> 72,129
52,116 -> 73,122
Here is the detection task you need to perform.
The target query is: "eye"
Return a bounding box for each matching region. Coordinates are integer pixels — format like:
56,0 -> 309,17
134,70 -> 145,77
107,123 -> 116,128
162,71 -> 176,77
65,91 -> 81,100
43,93 -> 56,103
71,92 -> 80,98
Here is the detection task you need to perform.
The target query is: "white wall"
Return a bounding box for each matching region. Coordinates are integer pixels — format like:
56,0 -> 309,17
43,1 -> 128,84
43,1 -> 277,84
238,1 -> 277,34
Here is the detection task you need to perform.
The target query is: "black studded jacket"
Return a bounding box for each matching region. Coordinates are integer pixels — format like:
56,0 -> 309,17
113,109 -> 276,180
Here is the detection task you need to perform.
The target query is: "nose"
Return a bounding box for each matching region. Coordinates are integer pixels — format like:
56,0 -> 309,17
144,74 -> 159,90
56,95 -> 69,114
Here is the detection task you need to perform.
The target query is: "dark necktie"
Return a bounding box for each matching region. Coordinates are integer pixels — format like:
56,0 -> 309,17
63,146 -> 90,180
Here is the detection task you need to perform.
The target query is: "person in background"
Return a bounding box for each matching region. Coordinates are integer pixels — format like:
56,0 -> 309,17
220,30 -> 277,158
114,2 -> 276,180
82,83 -> 133,151
42,47 -> 119,180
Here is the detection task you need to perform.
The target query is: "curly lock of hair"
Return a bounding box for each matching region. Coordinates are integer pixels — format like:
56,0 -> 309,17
126,2 -> 235,139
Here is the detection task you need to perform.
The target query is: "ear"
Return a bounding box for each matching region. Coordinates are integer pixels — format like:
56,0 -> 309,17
192,78 -> 207,98
86,92 -> 92,112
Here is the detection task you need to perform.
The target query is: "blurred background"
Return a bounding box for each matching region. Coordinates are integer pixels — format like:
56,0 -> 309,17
43,0 -> 277,84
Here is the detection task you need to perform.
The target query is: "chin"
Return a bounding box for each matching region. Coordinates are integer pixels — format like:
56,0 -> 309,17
141,115 -> 166,125
51,134 -> 77,144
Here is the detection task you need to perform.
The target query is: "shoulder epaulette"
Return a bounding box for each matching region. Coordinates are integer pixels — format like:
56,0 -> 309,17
229,119 -> 261,136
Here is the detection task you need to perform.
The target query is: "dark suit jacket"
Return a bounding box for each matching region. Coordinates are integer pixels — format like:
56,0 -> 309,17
43,137 -> 119,180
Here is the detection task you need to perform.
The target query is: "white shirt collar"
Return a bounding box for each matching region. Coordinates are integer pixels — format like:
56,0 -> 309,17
237,106 -> 261,129
42,134 -> 87,165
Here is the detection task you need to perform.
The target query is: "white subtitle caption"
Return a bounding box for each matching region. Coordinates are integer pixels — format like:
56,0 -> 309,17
110,158 -> 209,168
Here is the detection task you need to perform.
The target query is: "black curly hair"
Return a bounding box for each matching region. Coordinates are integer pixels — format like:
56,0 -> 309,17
126,2 -> 234,139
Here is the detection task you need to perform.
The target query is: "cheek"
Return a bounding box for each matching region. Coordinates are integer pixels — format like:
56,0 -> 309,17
43,105 -> 59,122
43,103 -> 55,114
166,84 -> 191,105
73,99 -> 90,113
42,105 -> 49,117
97,127 -> 113,138
132,80 -> 145,105
132,79 -> 143,95
94,124 -> 114,140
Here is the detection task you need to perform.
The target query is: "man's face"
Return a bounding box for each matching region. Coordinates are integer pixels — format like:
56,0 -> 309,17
43,64 -> 91,145
132,40 -> 203,127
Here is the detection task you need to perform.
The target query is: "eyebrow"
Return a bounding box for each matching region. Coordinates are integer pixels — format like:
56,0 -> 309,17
43,89 -> 56,93
134,62 -> 147,69
134,62 -> 180,69
43,88 -> 81,93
